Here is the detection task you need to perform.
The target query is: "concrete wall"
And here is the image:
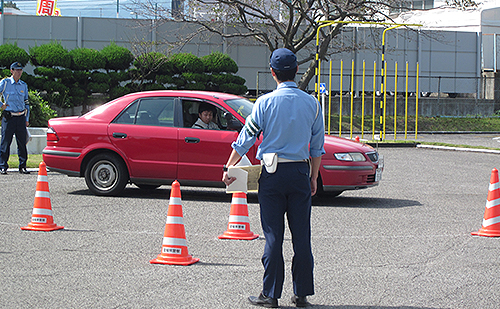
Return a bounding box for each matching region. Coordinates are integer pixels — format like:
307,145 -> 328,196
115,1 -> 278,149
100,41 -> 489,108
7,127 -> 47,155
0,14 -> 483,94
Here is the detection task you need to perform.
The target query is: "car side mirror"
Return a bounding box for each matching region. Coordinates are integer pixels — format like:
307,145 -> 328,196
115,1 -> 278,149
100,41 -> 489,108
224,112 -> 243,131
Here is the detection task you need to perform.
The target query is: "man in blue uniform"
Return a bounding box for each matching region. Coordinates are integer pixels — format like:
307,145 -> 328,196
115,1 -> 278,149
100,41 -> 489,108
222,48 -> 325,308
0,62 -> 30,175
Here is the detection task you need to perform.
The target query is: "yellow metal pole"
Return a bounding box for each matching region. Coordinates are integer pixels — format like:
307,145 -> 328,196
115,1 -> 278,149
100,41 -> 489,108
372,61 -> 376,140
415,62 -> 419,139
405,61 -> 409,139
383,61 -> 387,139
316,22 -> 336,102
339,60 -> 343,136
380,25 -> 404,141
394,61 -> 398,140
328,60 -> 333,135
350,59 -> 354,139
361,60 -> 366,139
314,21 -> 422,139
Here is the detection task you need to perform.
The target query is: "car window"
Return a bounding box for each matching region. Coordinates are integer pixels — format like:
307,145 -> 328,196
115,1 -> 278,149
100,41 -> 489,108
224,98 -> 253,119
114,98 -> 175,127
182,99 -> 242,131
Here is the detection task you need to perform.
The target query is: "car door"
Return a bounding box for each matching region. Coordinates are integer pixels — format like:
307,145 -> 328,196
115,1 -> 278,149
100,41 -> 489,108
108,97 -> 178,180
177,99 -> 240,182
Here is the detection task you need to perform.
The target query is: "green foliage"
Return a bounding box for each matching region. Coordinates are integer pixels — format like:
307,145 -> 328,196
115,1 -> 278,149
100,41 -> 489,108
29,42 -> 71,68
0,43 -> 30,69
109,86 -> 131,99
70,48 -> 106,70
202,52 -> 238,73
100,42 -> 134,71
171,53 -> 204,73
0,43 -> 248,111
134,52 -> 168,73
28,90 -> 57,127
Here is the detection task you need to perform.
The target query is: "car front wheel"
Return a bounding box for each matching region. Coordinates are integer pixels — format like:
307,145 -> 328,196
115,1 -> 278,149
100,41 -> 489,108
85,153 -> 128,196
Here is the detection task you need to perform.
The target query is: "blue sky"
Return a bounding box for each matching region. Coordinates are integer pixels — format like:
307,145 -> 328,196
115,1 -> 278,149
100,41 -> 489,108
12,0 -> 172,19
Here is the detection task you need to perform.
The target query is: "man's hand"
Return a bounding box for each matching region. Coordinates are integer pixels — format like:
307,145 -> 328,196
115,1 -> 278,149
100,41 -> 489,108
310,178 -> 317,196
1,103 -> 7,111
222,171 -> 236,186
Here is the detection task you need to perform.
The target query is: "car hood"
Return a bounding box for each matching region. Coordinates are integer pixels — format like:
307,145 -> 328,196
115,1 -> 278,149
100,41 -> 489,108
324,135 -> 376,153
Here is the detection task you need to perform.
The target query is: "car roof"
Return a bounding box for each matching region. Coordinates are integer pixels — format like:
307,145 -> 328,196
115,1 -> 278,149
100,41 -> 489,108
121,90 -> 244,101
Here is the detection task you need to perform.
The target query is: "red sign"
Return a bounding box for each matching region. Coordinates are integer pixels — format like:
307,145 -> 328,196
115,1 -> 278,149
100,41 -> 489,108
37,0 -> 56,16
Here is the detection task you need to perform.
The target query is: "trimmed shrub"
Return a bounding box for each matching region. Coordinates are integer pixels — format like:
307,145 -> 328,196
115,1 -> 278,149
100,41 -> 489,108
29,42 -> 71,68
101,42 -> 134,71
171,53 -> 204,73
0,43 -> 30,69
70,48 -> 106,70
202,52 -> 238,73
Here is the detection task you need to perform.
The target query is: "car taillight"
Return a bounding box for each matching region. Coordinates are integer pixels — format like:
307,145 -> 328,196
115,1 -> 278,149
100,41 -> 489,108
46,127 -> 59,142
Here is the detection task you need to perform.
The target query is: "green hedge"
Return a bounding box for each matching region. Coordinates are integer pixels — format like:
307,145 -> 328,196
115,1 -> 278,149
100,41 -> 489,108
0,41 -> 248,118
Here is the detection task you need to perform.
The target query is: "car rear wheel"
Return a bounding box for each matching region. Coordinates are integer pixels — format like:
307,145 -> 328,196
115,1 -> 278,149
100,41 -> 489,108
85,153 -> 128,196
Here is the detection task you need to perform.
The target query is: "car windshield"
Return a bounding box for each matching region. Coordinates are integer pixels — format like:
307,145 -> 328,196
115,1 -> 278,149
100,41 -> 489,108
224,98 -> 254,119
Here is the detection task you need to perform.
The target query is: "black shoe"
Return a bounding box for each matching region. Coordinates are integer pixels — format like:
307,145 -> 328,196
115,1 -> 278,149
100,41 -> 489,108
0,168 -> 6,175
19,167 -> 30,174
248,293 -> 279,308
291,295 -> 310,307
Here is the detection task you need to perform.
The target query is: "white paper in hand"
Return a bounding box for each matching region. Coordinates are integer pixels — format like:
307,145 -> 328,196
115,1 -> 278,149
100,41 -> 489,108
226,167 -> 248,193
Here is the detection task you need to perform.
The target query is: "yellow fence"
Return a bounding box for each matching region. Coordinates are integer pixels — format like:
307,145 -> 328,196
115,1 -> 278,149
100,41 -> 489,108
316,21 -> 421,141
318,59 -> 420,141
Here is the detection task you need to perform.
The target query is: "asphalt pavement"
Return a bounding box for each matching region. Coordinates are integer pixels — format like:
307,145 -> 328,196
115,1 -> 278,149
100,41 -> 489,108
2,135 -> 500,308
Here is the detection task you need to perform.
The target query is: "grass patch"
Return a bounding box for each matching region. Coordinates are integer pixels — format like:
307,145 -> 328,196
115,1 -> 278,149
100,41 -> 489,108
330,115 -> 500,132
8,154 -> 43,169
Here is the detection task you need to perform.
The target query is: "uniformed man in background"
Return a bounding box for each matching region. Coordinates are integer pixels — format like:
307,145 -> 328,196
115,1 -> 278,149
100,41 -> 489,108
0,62 -> 30,175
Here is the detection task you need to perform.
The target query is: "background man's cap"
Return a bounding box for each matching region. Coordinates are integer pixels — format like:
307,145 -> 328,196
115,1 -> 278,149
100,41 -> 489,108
270,48 -> 297,71
10,62 -> 23,70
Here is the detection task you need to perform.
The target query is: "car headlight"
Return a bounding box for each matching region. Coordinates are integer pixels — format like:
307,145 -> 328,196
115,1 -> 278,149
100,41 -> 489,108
334,152 -> 367,161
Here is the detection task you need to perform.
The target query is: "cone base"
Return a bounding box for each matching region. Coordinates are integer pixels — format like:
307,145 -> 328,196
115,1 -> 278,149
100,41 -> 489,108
471,229 -> 500,237
218,231 -> 259,240
21,223 -> 64,232
150,254 -> 199,266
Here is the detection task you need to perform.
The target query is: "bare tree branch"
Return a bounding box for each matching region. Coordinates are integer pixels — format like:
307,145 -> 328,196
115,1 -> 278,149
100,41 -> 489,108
128,0 -> 478,90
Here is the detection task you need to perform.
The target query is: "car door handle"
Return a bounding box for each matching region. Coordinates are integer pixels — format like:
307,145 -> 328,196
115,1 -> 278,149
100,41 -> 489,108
112,132 -> 127,139
185,137 -> 200,143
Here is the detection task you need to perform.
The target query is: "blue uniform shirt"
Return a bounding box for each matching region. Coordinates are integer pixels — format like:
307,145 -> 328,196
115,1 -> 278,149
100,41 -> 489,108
232,81 -> 325,160
0,76 -> 30,121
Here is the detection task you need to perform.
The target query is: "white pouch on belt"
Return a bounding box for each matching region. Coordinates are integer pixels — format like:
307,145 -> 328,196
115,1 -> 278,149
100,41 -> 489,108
262,153 -> 278,173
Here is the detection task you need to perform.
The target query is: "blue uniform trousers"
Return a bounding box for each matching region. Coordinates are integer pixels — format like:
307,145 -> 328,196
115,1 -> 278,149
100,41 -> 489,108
258,161 -> 314,299
0,114 -> 28,169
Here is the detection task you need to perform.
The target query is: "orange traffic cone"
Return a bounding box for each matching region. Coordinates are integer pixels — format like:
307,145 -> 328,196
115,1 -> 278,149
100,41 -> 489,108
21,162 -> 64,231
472,168 -> 500,237
150,180 -> 199,265
218,192 -> 259,240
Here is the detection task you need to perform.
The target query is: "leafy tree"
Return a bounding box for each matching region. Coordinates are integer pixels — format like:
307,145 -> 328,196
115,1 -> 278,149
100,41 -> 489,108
202,52 -> 246,94
0,43 -> 29,69
101,42 -> 134,98
28,90 -> 57,127
128,51 -> 169,91
4,1 -> 19,9
69,48 -> 108,110
101,42 -> 134,71
30,41 -> 71,68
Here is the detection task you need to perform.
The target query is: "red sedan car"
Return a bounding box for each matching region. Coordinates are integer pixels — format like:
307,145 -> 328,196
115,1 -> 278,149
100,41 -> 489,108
42,90 -> 383,196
